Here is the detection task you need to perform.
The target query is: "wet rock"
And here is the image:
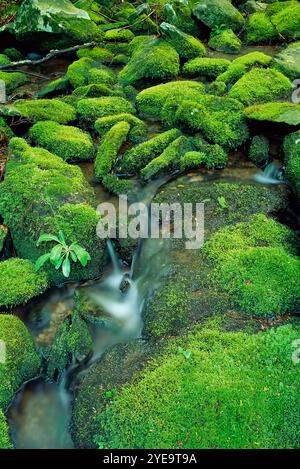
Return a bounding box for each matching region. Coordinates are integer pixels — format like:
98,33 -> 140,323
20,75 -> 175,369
193,0 -> 245,32
245,102 -> 300,126
272,42 -> 300,81
160,22 -> 206,60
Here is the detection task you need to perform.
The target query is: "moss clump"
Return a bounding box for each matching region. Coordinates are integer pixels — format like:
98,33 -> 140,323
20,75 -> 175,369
228,68 -> 292,106
283,129 -> 300,198
29,121 -> 95,162
13,99 -> 76,124
164,0 -> 199,35
0,54 -> 11,66
141,136 -> 194,180
0,258 -> 48,308
35,76 -> 70,98
102,174 -> 136,196
246,12 -> 278,44
193,0 -> 245,31
0,314 -> 40,408
204,213 -> 299,261
0,72 -> 28,94
73,83 -> 121,98
215,247 -> 300,317
3,47 -> 22,61
95,113 -> 147,144
67,58 -> 115,88
0,410 -> 12,449
207,80 -> 227,96
208,29 -> 241,54
245,102 -> 300,125
136,80 -> 205,118
248,135 -> 270,165
77,47 -> 113,63
104,28 -> 134,43
77,97 -> 134,124
0,117 -> 14,144
94,322 -> 300,448
120,129 -> 182,174
94,121 -> 130,182
88,68 -> 115,86
160,22 -> 206,60
118,37 -> 179,86
173,95 -> 249,150
216,51 -> 272,85
271,3 -> 300,41
183,57 -> 230,79
180,142 -> 228,171
271,42 -> 300,81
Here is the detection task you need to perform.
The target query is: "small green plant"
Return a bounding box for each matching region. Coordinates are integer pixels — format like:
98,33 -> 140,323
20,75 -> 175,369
217,196 -> 229,210
35,231 -> 91,278
178,346 -> 192,360
211,24 -> 227,37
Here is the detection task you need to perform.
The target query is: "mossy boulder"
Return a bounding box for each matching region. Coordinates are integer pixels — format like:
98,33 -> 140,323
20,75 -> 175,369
94,121 -> 130,182
95,113 -> 147,144
228,68 -> 292,105
208,29 -> 242,54
0,72 -> 28,95
180,142 -> 228,171
245,102 -> 300,126
0,410 -> 12,449
3,48 -> 22,61
77,97 -> 134,124
0,258 -> 49,308
12,99 -> 76,124
283,129 -> 300,198
216,51 -> 273,85
0,54 -> 11,66
77,47 -> 114,63
272,42 -> 300,81
35,76 -> 70,98
29,121 -> 95,162
67,58 -> 115,89
183,57 -> 230,79
248,135 -> 270,165
0,117 -> 14,145
0,314 -> 40,408
118,37 -> 179,86
245,12 -> 278,44
164,0 -> 199,35
160,22 -> 206,60
193,0 -> 245,32
102,174 -> 136,197
271,3 -> 300,41
103,28 -> 134,43
72,84 -> 122,98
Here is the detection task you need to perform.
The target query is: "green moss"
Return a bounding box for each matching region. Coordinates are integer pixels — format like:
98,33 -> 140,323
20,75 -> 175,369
228,68 -> 292,105
95,113 -> 147,144
173,95 -> 249,150
215,247 -> 300,317
0,72 -> 28,94
183,57 -> 230,79
193,0 -> 245,31
0,54 -> 11,66
77,47 -> 114,63
271,42 -> 300,81
94,322 -> 300,448
203,213 -> 299,262
77,96 -> 134,125
208,29 -> 242,54
118,37 -> 179,86
271,3 -> 300,41
141,136 -> 194,180
94,121 -> 130,181
73,83 -> 121,98
104,28 -> 134,42
160,22 -> 206,60
35,76 -> 70,98
246,12 -> 278,44
0,314 -> 40,408
120,129 -> 182,174
216,52 -> 273,85
3,47 -> 22,61
102,174 -> 136,196
245,102 -> 300,125
180,142 -> 228,171
248,135 -> 270,165
136,81 -> 205,118
283,130 -> 300,198
67,58 -> 115,88
29,120 -> 95,162
0,117 -> 14,145
0,410 -> 12,449
207,80 -> 227,96
88,68 -> 115,86
103,42 -> 130,55
0,258 -> 48,308
13,99 -> 76,124
164,0 -> 199,35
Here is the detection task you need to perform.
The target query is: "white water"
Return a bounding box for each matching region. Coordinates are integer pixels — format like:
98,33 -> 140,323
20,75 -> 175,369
254,162 -> 286,185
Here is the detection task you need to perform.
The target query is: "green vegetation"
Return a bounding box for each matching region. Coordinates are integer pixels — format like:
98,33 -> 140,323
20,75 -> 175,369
94,121 -> 130,181
284,130 -> 300,198
246,12 -> 278,44
12,99 -> 76,124
0,72 -> 28,94
180,142 -> 228,171
29,120 -> 95,162
248,135 -> 270,165
183,58 -> 230,79
67,58 -> 115,88
193,0 -> 245,32
77,97 -> 134,124
0,258 -> 49,308
208,29 -> 241,53
160,22 -> 206,60
0,54 -> 11,65
245,102 -> 300,125
271,3 -> 300,41
104,28 -> 134,42
272,42 -> 300,81
0,410 -> 12,449
216,52 -> 272,85
102,174 -> 136,196
95,113 -> 147,144
77,47 -> 113,63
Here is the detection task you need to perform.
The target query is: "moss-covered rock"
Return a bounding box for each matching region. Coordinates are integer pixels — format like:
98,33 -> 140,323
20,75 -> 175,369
245,102 -> 300,125
216,51 -> 273,85
245,12 -> 278,44
208,29 -> 242,54
0,410 -> 12,449
183,57 -> 230,79
3,47 -> 22,61
0,54 -> 11,66
29,120 -> 95,162
164,0 -> 199,35
67,58 -> 115,89
73,83 -> 121,98
102,174 -> 136,196
0,117 -> 14,146
0,314 -> 40,408
94,121 -> 130,182
0,258 -> 48,308
35,76 -> 70,98
180,142 -> 228,171
104,28 -> 134,43
92,322 -> 300,448
95,113 -> 147,144
193,0 -> 245,32
160,22 -> 206,60
271,42 -> 300,81
283,129 -> 300,198
0,72 -> 28,94
118,37 -> 179,86
248,135 -> 270,165
77,47 -> 114,63
120,128 -> 182,174
77,96 -> 134,125
228,68 -> 292,105
271,3 -> 300,41
12,99 -> 76,124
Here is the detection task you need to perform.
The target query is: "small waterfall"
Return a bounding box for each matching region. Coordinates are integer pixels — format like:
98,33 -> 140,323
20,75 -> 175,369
254,162 -> 286,185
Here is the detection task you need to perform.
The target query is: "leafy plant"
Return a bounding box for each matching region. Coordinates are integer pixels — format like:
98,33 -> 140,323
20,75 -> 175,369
211,24 -> 227,37
217,195 -> 229,210
35,230 -> 91,278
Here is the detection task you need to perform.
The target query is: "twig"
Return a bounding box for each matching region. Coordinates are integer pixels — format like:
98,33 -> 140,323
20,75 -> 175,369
0,42 -> 96,71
